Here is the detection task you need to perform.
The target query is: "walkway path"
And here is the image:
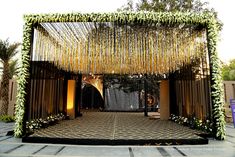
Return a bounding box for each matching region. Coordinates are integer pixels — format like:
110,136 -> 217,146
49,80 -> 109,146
26,112 -> 205,145
0,121 -> 14,136
0,121 -> 234,156
0,134 -> 234,157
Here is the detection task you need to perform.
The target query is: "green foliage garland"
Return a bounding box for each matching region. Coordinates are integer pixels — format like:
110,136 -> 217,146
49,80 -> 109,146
207,18 -> 226,140
14,12 -> 225,140
14,23 -> 33,137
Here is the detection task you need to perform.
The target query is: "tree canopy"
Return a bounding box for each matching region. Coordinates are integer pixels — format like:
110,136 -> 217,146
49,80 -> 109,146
222,59 -> 235,81
0,60 -> 19,79
118,0 -> 211,12
0,39 -> 20,115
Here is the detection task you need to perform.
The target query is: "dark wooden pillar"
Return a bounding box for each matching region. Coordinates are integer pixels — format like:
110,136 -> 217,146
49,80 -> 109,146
75,74 -> 82,117
103,75 -> 106,109
91,86 -> 95,109
169,74 -> 177,115
62,73 -> 69,115
144,76 -> 148,117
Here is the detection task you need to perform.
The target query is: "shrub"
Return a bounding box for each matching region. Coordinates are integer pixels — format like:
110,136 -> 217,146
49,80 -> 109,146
26,113 -> 66,133
169,114 -> 213,135
0,115 -> 15,123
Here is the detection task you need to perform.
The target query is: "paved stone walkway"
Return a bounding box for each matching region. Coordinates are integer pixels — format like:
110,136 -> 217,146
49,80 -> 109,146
0,122 -> 14,136
29,112 -> 204,141
0,135 -> 235,157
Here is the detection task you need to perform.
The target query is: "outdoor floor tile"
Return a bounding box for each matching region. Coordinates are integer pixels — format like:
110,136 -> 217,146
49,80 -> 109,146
177,146 -> 235,157
164,147 -> 187,156
3,137 -> 22,143
132,147 -> 162,157
0,136 -> 12,142
8,144 -> 46,155
0,144 -> 22,154
35,145 -> 64,155
57,146 -> 130,157
0,123 -> 14,136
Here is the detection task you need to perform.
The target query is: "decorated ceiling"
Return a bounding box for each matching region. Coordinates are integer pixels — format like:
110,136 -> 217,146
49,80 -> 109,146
33,22 -> 207,74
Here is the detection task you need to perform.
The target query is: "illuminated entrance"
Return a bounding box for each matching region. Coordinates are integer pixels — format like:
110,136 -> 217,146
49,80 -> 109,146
15,12 -> 225,142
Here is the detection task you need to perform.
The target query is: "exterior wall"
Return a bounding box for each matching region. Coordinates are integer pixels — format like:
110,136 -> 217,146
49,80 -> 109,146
224,81 -> 235,104
0,79 -> 17,116
223,81 -> 235,123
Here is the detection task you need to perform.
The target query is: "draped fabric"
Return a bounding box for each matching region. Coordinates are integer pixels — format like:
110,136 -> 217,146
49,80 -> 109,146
103,77 -> 160,111
28,61 -> 66,120
104,84 -> 140,111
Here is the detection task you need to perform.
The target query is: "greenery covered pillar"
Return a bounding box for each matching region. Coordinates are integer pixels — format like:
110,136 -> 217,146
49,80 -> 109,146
14,21 -> 33,137
207,18 -> 226,140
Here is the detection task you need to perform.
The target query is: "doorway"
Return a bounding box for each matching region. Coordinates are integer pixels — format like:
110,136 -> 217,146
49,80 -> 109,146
81,84 -> 104,110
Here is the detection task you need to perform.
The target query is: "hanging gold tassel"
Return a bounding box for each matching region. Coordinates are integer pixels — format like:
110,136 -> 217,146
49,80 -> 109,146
34,23 -> 206,75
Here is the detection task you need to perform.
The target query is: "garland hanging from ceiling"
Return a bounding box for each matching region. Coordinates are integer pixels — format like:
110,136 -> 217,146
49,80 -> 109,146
33,23 -> 207,75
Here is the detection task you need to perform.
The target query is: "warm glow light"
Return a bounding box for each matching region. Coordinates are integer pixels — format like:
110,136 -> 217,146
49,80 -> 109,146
82,75 -> 103,98
67,80 -> 76,110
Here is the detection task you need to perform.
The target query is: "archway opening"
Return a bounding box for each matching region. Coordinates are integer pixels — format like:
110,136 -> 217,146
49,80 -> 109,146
81,83 -> 104,110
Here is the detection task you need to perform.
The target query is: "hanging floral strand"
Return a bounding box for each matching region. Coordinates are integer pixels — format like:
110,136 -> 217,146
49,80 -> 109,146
34,22 -> 206,75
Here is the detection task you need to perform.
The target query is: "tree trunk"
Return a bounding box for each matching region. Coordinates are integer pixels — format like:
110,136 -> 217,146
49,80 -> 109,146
0,61 -> 10,115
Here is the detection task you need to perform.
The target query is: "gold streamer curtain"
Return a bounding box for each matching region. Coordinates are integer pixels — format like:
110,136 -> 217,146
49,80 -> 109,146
33,22 -> 207,75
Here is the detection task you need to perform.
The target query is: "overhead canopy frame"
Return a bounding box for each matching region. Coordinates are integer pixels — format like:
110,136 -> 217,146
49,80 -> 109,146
14,12 -> 225,140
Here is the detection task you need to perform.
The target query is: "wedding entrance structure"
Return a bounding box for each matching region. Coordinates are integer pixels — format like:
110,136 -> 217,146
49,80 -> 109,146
14,12 -> 225,143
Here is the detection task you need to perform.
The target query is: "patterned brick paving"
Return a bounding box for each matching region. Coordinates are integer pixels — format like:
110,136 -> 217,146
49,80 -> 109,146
30,112 -> 204,140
